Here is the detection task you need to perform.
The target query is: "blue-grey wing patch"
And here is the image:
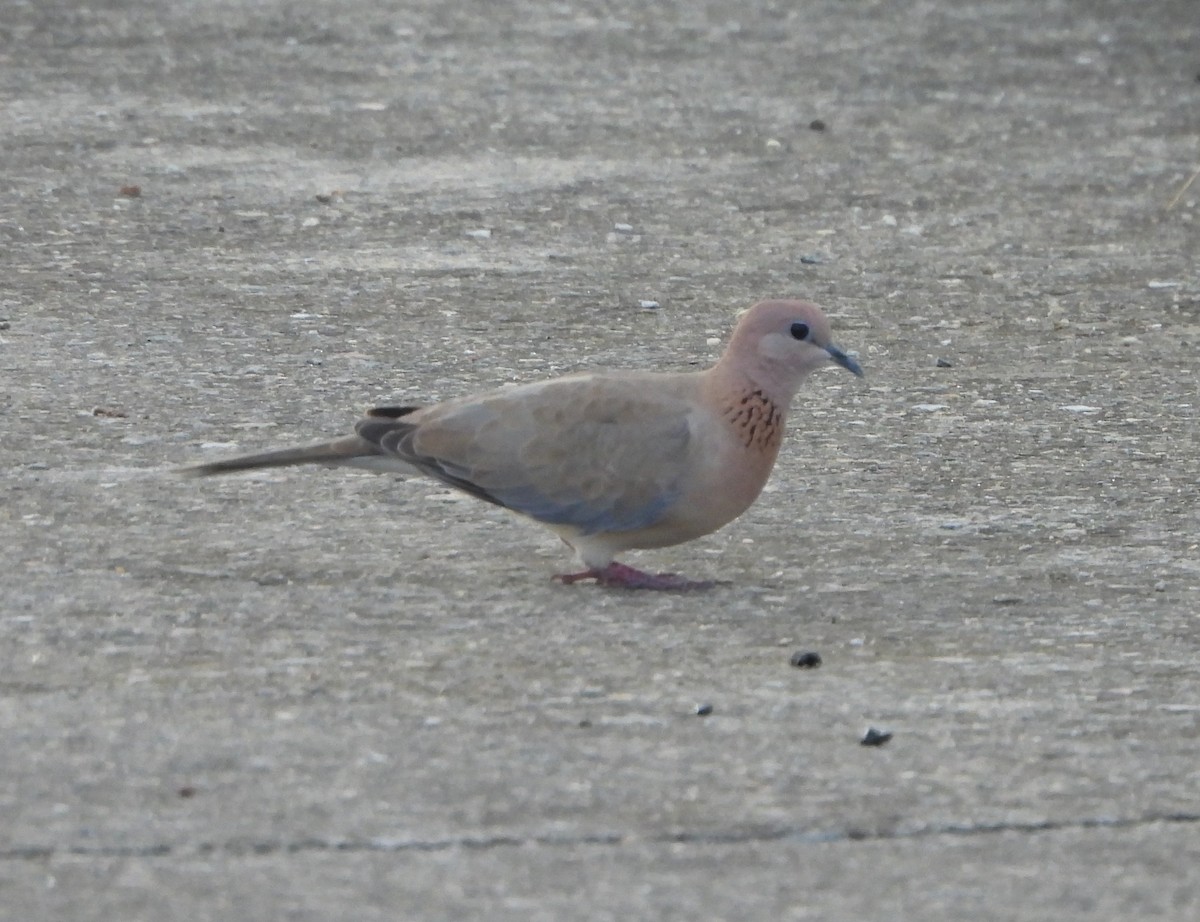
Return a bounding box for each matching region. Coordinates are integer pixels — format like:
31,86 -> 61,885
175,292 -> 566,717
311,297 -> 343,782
437,460 -> 682,534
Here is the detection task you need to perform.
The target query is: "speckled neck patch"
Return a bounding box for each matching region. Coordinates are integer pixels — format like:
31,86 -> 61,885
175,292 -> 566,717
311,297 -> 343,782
724,388 -> 784,451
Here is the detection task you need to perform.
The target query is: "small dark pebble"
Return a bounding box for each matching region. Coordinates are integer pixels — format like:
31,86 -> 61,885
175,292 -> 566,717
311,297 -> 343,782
577,718 -> 592,728
695,703 -> 714,716
860,727 -> 893,747
177,786 -> 197,798
936,357 -> 953,368
119,184 -> 141,197
809,119 -> 827,131
790,650 -> 823,669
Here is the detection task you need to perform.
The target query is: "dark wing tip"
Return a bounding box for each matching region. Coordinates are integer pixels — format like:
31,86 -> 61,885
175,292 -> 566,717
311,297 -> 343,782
366,406 -> 422,419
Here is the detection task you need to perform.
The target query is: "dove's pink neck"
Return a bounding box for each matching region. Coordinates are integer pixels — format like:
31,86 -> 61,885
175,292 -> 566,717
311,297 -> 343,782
703,362 -> 790,458
707,352 -> 802,411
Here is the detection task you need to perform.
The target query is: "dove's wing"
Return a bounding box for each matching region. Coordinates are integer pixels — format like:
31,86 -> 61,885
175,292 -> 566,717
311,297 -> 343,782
357,373 -> 697,535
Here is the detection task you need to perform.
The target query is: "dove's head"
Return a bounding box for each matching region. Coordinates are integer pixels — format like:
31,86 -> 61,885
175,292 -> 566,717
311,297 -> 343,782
723,299 -> 864,401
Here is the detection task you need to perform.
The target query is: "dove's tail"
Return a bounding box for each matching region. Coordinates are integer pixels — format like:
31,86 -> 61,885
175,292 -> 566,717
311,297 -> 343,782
180,437 -> 379,477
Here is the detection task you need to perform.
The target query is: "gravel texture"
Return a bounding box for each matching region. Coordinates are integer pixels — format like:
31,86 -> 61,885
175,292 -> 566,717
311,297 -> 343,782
2,1 -> 1198,919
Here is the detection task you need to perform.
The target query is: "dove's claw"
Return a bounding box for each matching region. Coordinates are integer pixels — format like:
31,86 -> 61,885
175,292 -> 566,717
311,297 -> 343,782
556,562 -> 715,591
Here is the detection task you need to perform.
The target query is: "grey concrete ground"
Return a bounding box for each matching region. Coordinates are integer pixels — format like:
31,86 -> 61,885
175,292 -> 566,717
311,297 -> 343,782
2,0 -> 1199,918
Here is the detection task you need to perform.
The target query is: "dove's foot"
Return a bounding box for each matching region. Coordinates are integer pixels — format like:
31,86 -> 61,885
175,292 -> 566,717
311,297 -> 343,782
556,561 -> 716,591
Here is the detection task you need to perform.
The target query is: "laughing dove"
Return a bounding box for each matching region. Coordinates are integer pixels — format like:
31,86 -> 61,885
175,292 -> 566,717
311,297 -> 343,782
185,299 -> 863,589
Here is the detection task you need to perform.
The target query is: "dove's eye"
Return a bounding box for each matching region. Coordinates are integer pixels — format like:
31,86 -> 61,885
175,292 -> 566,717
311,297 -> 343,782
790,322 -> 810,341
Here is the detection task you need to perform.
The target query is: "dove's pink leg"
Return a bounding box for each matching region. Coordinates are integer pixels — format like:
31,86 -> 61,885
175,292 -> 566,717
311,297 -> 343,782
556,562 -> 715,591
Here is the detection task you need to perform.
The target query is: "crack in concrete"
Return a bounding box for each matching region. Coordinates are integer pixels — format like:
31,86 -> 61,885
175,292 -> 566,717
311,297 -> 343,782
4,811 -> 1198,861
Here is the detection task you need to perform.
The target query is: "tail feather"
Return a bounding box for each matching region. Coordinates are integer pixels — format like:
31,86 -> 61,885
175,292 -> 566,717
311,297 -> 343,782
181,436 -> 377,477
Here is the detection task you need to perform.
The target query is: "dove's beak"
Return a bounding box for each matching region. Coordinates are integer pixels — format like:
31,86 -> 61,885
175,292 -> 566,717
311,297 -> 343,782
826,343 -> 864,377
